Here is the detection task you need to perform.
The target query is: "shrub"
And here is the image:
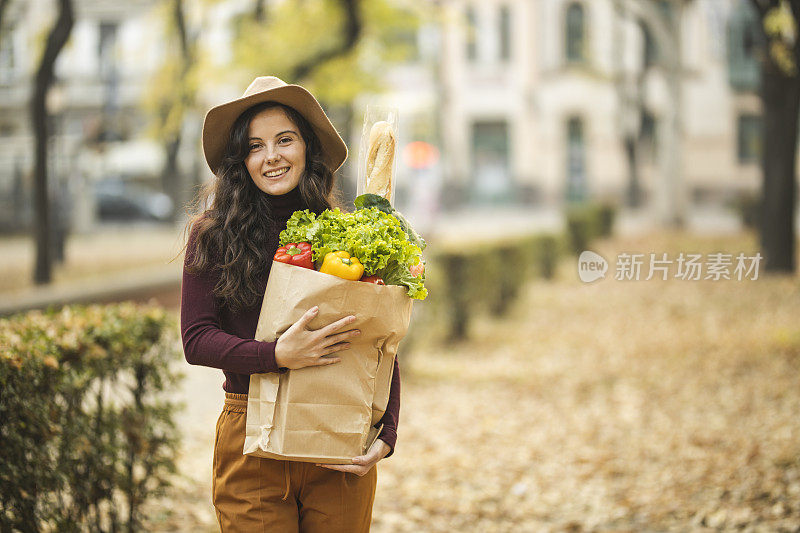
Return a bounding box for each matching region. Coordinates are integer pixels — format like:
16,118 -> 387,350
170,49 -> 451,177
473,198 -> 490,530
565,201 -> 617,255
0,302 -> 183,532
422,232 -> 563,342
438,251 -> 472,341
593,202 -> 616,238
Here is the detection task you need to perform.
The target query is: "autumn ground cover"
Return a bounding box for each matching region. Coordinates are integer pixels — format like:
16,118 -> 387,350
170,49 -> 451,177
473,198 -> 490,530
146,229 -> 800,532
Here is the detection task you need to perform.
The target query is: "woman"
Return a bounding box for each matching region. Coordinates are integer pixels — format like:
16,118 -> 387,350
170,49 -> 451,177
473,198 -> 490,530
180,76 -> 400,532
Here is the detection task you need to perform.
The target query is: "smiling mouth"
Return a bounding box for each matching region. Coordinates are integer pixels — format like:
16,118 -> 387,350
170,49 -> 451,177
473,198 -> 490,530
264,167 -> 290,178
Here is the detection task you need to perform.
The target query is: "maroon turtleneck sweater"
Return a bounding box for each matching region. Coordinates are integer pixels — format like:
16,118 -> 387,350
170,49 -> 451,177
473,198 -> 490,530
180,185 -> 400,455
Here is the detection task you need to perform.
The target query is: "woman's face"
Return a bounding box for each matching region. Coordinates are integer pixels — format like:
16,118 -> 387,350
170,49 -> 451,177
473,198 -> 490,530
244,107 -> 306,196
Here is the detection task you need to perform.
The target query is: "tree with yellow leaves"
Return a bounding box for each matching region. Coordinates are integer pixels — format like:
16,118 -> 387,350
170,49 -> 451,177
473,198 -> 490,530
142,0 -> 423,212
750,0 -> 800,272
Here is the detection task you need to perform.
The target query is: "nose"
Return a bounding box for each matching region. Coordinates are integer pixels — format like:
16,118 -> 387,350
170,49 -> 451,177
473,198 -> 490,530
265,144 -> 281,164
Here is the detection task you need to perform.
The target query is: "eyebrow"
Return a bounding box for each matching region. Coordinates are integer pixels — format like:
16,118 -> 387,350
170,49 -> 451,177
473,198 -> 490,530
249,130 -> 298,140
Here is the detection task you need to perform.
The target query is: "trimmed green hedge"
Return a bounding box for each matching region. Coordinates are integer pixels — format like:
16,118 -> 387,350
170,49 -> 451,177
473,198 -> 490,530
413,203 -> 617,343
419,233 -> 565,342
0,302 -> 183,532
565,202 -> 617,256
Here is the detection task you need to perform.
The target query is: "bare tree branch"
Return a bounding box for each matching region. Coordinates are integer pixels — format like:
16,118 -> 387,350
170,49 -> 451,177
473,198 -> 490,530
290,0 -> 361,82
254,0 -> 267,23
173,0 -> 190,62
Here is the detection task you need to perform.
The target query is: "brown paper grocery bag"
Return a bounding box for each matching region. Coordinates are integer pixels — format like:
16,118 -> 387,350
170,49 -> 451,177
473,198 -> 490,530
244,261 -> 413,464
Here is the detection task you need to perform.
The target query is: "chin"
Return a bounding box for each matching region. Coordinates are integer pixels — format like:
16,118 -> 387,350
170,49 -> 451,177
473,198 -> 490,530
264,183 -> 294,196
257,175 -> 301,196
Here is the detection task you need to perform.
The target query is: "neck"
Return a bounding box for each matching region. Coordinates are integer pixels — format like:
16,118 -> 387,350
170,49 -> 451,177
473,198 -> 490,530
267,186 -> 304,218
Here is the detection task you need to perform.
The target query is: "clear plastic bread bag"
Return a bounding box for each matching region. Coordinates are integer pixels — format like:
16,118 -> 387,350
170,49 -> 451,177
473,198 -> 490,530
357,104 -> 399,206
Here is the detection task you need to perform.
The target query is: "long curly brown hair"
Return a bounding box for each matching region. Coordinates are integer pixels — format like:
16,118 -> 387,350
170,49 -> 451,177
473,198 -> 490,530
182,101 -> 341,312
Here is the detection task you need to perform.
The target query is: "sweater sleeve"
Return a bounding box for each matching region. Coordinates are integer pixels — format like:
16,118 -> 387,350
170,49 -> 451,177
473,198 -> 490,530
180,224 -> 281,375
376,356 -> 401,458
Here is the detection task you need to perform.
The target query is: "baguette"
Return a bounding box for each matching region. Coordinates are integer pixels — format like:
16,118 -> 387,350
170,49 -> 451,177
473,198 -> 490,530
365,121 -> 396,200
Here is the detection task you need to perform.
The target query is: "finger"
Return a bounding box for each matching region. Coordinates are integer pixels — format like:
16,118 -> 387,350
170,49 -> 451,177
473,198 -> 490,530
295,306 -> 320,329
317,314 -> 357,336
313,355 -> 341,366
323,329 -> 361,347
317,463 -> 363,475
323,341 -> 351,356
316,463 -> 352,472
351,455 -> 370,466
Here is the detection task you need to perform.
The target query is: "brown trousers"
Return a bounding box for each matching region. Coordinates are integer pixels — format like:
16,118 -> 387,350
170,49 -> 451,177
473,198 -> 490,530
212,392 -> 377,532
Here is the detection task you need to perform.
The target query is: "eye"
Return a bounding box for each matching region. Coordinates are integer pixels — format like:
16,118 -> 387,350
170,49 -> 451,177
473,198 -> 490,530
279,137 -> 292,144
249,143 -> 260,150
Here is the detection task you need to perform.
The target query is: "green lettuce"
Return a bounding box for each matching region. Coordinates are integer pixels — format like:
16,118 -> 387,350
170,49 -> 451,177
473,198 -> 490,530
354,193 -> 426,250
381,259 -> 427,300
279,205 -> 427,300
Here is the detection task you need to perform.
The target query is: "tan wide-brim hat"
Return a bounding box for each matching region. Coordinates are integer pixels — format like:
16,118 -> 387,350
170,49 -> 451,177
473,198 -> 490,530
201,76 -> 348,175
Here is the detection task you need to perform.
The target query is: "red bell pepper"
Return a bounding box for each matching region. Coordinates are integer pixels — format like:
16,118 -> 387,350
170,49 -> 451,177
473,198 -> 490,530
360,274 -> 385,285
274,242 -> 314,270
409,261 -> 425,278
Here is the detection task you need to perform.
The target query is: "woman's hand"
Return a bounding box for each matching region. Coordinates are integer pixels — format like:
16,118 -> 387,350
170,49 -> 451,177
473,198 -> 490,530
274,306 -> 360,370
315,439 -> 391,477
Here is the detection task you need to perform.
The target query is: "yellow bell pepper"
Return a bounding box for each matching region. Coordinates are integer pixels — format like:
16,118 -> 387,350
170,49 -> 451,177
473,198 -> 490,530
319,251 -> 364,281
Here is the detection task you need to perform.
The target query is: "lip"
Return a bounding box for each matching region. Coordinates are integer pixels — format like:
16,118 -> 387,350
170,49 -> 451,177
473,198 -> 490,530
263,167 -> 290,179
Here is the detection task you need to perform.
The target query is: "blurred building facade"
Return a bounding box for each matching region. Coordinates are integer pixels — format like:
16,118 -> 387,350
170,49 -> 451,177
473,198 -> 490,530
0,0 -> 169,232
0,0 -> 768,233
420,0 -> 763,212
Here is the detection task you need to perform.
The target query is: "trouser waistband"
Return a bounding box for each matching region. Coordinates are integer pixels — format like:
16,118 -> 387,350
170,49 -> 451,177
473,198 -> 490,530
223,392 -> 248,413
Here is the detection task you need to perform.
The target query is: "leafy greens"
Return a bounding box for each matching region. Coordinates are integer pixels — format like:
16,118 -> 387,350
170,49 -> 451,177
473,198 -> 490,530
280,205 -> 427,300
353,193 -> 427,251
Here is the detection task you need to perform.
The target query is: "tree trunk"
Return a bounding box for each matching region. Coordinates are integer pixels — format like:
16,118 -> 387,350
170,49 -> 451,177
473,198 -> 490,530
161,136 -> 181,221
620,0 -> 687,227
624,136 -> 643,208
160,0 -> 192,222
339,103 -> 356,202
759,67 -> 799,272
613,2 -> 645,210
31,0 -> 73,284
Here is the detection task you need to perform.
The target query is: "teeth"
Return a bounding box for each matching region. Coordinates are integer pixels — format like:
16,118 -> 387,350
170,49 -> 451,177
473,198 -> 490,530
265,167 -> 289,177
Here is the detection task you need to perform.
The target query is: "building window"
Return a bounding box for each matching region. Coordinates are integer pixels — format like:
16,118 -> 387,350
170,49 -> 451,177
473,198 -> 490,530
640,110 -> 657,162
0,30 -> 16,84
728,1 -> 761,91
499,5 -> 511,61
737,113 -> 762,164
657,0 -> 674,24
98,21 -> 118,80
471,120 -> 511,202
566,116 -> 587,202
643,25 -> 658,68
466,6 -> 478,62
565,2 -> 586,64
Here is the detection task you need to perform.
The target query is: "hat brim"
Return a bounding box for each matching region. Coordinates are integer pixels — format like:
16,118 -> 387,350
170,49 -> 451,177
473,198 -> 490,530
202,84 -> 348,176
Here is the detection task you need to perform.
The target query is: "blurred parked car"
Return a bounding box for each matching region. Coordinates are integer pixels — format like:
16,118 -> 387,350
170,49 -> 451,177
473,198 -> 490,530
94,180 -> 173,222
